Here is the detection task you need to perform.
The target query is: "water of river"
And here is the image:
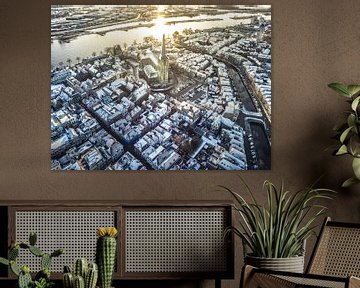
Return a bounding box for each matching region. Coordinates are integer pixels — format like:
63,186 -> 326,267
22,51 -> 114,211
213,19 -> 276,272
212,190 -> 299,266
51,12 -> 268,66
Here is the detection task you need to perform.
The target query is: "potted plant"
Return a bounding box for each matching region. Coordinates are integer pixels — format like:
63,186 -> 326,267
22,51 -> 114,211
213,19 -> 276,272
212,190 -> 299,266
222,179 -> 334,273
0,232 -> 63,288
328,83 -> 360,187
62,258 -> 98,288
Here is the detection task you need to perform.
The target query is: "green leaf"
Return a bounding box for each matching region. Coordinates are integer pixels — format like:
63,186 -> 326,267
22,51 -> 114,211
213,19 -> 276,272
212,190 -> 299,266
352,157 -> 360,179
340,126 -> 352,143
10,261 -> 20,276
342,177 -> 360,188
0,257 -> 9,266
349,135 -> 360,157
328,83 -> 351,97
347,114 -> 356,128
347,85 -> 360,97
336,145 -> 348,155
8,247 -> 19,261
351,96 -> 360,111
29,246 -> 44,257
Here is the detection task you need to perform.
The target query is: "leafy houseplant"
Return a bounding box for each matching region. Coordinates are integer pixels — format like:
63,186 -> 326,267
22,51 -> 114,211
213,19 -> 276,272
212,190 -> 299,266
328,83 -> 360,187
222,179 -> 334,272
0,232 -> 63,288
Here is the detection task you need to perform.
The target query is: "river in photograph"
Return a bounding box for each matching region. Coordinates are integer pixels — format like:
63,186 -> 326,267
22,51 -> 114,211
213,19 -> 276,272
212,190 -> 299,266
51,12 -> 268,66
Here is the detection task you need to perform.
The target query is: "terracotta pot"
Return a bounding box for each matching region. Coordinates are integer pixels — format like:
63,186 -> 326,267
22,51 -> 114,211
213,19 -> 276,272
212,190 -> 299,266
245,254 -> 305,273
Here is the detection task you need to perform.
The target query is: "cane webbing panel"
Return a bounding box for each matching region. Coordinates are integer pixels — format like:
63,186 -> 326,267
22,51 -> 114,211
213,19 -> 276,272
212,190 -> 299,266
15,211 -> 115,272
125,210 -> 227,273
277,275 -> 345,288
309,226 -> 360,277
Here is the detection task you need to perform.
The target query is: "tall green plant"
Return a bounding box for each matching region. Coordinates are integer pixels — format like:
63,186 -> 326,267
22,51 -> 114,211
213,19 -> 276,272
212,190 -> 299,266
222,179 -> 334,258
328,83 -> 360,187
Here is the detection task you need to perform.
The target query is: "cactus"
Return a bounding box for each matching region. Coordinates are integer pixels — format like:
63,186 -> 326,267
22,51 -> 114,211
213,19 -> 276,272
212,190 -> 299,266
51,248 -> 64,258
19,243 -> 29,249
0,233 -> 63,288
85,263 -> 98,288
74,258 -> 88,279
64,265 -> 72,273
18,268 -> 32,288
96,227 -> 118,288
9,246 -> 19,260
63,272 -> 74,288
63,260 -> 98,288
29,232 -> 37,246
41,253 -> 52,270
29,246 -> 44,257
74,275 -> 85,288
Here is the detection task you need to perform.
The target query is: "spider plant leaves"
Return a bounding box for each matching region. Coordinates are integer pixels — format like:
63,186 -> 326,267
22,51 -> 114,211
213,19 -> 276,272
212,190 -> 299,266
222,180 -> 335,258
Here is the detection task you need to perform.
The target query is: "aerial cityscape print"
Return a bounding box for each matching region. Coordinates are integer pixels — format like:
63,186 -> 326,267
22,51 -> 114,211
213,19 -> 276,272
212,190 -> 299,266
51,5 -> 271,170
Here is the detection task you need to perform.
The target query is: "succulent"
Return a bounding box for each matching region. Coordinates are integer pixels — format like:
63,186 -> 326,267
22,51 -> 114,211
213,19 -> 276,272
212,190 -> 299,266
63,273 -> 74,288
74,258 -> 88,279
33,278 -> 54,288
73,275 -> 85,288
96,227 -> 118,288
19,269 -> 32,288
63,259 -> 98,288
0,232 -> 63,288
85,262 -> 98,288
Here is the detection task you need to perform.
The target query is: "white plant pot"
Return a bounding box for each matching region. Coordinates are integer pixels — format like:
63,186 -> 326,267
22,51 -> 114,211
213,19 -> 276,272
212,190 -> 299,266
245,254 -> 305,273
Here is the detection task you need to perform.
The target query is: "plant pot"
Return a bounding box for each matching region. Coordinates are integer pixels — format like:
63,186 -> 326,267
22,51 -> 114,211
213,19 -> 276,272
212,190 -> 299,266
245,254 -> 304,273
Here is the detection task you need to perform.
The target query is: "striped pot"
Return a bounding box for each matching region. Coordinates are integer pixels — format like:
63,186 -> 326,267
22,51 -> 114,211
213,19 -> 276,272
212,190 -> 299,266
245,254 -> 305,273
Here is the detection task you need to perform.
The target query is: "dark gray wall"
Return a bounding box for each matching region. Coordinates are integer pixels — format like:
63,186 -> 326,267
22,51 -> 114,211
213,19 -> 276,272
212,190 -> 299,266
1,0 -> 360,287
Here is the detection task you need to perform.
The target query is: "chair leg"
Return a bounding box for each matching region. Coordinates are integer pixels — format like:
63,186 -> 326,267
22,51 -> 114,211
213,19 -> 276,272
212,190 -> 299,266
240,265 -> 255,288
215,278 -> 221,288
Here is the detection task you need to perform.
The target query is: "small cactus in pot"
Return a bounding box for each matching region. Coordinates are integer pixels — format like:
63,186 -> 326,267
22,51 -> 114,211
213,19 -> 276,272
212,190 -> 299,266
96,227 -> 118,288
62,259 -> 98,288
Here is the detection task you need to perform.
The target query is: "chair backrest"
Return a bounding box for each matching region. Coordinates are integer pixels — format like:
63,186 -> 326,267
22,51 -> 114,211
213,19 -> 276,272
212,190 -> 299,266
307,217 -> 360,277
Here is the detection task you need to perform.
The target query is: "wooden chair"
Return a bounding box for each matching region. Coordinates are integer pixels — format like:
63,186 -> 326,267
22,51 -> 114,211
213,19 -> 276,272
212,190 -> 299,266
241,217 -> 360,288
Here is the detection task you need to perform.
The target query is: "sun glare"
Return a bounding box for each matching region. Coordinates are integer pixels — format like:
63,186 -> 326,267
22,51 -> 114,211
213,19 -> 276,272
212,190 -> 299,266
152,17 -> 168,40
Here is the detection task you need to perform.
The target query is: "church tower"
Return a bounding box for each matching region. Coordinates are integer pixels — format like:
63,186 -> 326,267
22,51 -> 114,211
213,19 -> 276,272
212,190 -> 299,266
158,34 -> 169,83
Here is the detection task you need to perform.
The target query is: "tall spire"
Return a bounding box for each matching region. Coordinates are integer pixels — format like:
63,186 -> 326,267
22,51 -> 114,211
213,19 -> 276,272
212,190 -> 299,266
161,34 -> 167,59
158,33 -> 169,83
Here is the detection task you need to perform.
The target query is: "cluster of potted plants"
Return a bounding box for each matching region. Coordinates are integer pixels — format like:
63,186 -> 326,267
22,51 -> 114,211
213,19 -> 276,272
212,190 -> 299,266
0,227 -> 118,288
223,83 -> 360,273
0,232 -> 63,288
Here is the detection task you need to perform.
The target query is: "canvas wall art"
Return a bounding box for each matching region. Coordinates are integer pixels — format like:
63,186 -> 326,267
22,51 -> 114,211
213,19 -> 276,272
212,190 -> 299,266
51,5 -> 271,170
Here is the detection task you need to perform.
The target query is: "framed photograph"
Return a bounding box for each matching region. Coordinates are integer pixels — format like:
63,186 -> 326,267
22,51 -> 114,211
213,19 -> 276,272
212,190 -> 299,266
51,5 -> 271,170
